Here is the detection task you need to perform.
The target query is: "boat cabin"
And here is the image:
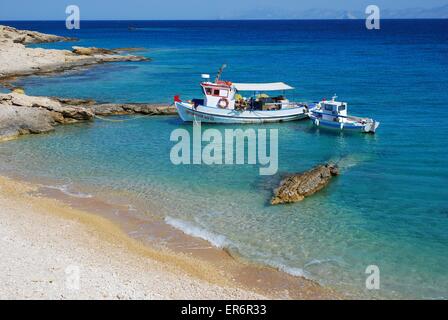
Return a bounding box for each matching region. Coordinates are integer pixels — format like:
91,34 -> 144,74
200,80 -> 236,109
198,77 -> 295,111
316,97 -> 348,122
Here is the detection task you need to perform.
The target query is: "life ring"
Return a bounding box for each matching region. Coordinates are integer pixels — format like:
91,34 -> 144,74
218,98 -> 229,109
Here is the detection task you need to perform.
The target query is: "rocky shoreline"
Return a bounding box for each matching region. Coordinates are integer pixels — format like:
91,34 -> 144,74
0,25 -> 175,141
0,92 -> 176,141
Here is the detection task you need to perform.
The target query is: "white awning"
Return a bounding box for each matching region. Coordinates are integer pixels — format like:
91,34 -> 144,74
232,82 -> 294,92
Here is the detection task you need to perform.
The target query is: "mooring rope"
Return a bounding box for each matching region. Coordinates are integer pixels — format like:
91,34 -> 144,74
193,113 -> 200,126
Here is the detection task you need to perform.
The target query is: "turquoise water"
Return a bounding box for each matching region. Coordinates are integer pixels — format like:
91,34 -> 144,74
0,20 -> 447,299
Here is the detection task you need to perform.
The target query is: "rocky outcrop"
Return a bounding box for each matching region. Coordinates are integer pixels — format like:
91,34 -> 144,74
0,93 -> 94,122
0,104 -> 57,141
0,25 -> 149,80
0,93 -> 95,140
90,103 -> 176,116
52,97 -> 96,106
271,164 -> 339,205
0,92 -> 176,141
72,46 -> 116,55
71,46 -> 148,56
0,25 -> 76,45
0,44 -> 150,80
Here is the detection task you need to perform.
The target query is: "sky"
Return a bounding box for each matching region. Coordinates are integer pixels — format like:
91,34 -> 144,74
0,0 -> 447,20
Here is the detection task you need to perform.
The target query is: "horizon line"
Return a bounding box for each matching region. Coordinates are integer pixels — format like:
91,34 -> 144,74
1,18 -> 448,22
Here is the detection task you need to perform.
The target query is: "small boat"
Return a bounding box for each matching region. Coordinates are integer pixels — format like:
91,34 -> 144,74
308,96 -> 379,133
174,65 -> 308,124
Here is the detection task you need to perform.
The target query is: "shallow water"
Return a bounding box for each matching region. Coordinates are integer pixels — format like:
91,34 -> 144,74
0,20 -> 447,299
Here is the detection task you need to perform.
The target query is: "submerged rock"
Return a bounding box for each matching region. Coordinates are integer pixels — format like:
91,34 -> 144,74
11,87 -> 25,94
71,46 -> 150,62
72,46 -> 115,55
72,46 -> 148,57
271,164 -> 339,205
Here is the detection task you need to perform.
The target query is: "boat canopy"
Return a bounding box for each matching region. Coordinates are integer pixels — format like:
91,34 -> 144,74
232,82 -> 294,92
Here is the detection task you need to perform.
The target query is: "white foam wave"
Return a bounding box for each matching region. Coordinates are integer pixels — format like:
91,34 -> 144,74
304,258 -> 340,268
164,216 -> 230,249
41,184 -> 93,199
263,260 -> 311,279
330,154 -> 369,171
166,218 -> 316,281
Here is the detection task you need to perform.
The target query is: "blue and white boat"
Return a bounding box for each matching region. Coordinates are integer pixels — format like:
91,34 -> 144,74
308,96 -> 380,133
174,65 -> 308,124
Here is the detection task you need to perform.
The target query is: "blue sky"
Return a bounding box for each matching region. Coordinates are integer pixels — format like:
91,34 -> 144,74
0,0 -> 447,20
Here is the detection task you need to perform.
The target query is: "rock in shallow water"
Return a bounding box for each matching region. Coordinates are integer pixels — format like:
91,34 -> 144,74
271,164 -> 339,205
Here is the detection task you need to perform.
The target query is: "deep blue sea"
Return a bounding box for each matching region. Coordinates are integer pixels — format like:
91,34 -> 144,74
0,20 -> 447,299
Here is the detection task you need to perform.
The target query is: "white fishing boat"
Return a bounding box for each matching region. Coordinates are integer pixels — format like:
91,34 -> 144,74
308,96 -> 380,133
174,65 -> 308,124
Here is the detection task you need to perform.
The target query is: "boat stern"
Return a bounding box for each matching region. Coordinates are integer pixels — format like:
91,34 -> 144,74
364,120 -> 380,133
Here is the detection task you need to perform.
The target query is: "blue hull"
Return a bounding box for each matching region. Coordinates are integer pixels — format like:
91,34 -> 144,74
309,116 -> 379,133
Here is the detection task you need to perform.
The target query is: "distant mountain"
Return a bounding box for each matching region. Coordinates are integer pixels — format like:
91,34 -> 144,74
217,4 -> 448,20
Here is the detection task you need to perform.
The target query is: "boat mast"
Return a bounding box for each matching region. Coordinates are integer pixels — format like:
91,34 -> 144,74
215,64 -> 227,83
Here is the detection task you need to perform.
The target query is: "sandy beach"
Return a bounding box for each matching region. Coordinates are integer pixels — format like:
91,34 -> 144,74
0,172 -> 341,300
0,175 -> 268,299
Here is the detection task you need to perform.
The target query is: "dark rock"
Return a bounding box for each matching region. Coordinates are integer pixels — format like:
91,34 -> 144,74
271,163 -> 339,205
